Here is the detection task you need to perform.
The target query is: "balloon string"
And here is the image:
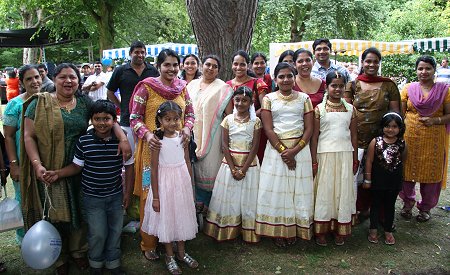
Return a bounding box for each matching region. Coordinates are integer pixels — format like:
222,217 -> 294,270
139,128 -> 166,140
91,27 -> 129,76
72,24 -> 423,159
43,185 -> 55,220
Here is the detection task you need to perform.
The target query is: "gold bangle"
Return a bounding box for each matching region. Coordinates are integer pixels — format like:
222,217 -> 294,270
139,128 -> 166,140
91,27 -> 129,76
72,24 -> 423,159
277,144 -> 286,153
152,198 -> 159,201
298,139 -> 306,149
32,159 -> 42,164
237,170 -> 245,176
438,117 -> 442,124
10,160 -> 17,163
120,139 -> 128,142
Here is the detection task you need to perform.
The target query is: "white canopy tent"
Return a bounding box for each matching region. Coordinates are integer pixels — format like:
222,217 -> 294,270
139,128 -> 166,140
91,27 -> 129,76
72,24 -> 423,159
269,39 -> 415,75
102,43 -> 198,60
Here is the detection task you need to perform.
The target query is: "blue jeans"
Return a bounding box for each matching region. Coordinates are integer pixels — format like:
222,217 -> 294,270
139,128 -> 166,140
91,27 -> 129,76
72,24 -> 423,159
82,193 -> 124,269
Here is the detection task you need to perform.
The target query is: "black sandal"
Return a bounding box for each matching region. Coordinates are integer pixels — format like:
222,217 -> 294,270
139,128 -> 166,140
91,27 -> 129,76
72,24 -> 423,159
273,238 -> 286,248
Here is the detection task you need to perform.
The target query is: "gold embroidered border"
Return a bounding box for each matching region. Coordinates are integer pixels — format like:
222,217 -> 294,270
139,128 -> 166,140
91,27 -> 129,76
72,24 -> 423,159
255,222 -> 313,240
314,215 -> 357,236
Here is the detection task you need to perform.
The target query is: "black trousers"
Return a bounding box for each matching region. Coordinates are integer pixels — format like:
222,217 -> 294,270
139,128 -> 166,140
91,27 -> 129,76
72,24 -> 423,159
369,190 -> 399,232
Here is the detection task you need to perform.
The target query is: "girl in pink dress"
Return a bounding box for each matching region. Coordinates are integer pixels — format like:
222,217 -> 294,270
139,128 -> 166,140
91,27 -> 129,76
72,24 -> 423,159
141,101 -> 198,274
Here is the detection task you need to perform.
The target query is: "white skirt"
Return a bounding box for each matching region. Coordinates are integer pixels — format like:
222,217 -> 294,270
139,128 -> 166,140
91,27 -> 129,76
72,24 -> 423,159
204,163 -> 260,242
314,151 -> 356,224
255,142 -> 314,239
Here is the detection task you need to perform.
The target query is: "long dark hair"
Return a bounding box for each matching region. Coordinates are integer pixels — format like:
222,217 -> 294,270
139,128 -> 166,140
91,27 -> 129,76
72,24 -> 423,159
278,50 -> 294,63
360,47 -> 382,75
415,55 -> 437,70
154,101 -> 183,140
180,54 -> 201,80
18,65 -> 38,94
156,49 -> 180,69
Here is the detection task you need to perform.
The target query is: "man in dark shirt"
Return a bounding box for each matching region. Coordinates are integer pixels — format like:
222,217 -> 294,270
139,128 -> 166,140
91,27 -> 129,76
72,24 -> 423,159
106,41 -> 159,154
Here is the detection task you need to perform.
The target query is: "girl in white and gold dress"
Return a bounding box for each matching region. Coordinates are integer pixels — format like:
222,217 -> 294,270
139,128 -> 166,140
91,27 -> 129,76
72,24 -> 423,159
204,86 -> 262,243
310,71 -> 358,246
255,62 -> 314,247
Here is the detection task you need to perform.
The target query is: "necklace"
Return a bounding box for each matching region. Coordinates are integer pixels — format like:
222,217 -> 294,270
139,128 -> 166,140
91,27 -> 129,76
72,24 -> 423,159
326,99 -> 343,108
420,83 -> 433,91
235,114 -> 250,123
277,91 -> 295,101
55,96 -> 75,113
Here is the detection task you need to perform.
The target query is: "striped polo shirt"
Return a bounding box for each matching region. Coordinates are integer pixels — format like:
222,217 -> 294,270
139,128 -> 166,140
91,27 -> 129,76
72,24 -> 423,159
73,130 -> 134,197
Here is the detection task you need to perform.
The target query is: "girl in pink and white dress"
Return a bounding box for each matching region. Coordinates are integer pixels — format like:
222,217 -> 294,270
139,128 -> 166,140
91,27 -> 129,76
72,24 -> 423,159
141,101 -> 198,274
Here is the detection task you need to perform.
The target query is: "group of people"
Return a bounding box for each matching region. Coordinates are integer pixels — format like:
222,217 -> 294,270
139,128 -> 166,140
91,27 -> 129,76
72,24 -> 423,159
0,38 -> 448,275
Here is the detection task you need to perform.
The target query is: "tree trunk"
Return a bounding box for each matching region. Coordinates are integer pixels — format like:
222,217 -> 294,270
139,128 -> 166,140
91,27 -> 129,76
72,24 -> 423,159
21,8 -> 40,64
186,0 -> 258,81
289,3 -> 311,43
83,0 -> 116,58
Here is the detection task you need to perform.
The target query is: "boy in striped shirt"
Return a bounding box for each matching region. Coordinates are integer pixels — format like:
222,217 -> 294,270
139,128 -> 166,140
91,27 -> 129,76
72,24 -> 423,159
45,100 -> 133,275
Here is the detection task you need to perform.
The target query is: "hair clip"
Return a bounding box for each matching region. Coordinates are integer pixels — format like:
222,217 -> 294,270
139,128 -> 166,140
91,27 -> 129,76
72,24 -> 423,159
335,71 -> 340,78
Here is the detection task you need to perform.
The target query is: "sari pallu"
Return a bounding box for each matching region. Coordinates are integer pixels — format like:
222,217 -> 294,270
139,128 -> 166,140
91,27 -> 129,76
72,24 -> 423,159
187,78 -> 233,192
130,77 -> 194,198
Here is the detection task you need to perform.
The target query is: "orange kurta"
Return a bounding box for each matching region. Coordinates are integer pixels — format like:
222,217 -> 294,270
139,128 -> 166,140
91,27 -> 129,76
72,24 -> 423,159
401,84 -> 450,185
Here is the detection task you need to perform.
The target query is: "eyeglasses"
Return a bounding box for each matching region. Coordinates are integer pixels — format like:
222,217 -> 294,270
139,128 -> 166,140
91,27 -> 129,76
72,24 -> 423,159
315,46 -> 330,52
204,63 -> 218,69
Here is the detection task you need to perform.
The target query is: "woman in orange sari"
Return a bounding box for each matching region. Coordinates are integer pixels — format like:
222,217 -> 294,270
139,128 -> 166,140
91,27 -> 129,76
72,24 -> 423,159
129,49 -> 195,261
399,55 -> 450,222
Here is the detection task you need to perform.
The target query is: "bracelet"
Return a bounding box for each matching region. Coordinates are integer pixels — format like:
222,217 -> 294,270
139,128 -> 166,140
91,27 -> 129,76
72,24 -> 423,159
152,198 -> 159,201
298,139 -> 306,149
364,179 -> 372,184
10,160 -> 17,164
120,139 -> 128,142
32,159 -> 42,164
312,162 -> 319,169
0,168 -> 7,172
438,117 -> 442,124
275,141 -> 286,153
364,172 -> 371,175
237,170 -> 245,176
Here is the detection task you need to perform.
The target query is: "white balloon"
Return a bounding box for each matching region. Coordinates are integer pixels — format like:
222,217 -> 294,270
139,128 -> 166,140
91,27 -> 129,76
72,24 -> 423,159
21,220 -> 62,270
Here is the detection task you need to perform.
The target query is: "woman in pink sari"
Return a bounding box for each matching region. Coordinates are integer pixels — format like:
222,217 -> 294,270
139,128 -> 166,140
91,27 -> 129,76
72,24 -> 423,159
399,55 -> 450,222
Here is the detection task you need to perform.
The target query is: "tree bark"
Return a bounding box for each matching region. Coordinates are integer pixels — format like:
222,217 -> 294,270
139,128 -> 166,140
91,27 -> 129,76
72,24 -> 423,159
289,3 -> 311,43
21,7 -> 40,64
84,0 -> 116,57
186,0 -> 258,81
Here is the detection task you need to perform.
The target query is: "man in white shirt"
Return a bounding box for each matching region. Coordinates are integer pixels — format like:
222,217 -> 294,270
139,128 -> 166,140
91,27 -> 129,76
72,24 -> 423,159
436,57 -> 450,84
82,61 -> 108,101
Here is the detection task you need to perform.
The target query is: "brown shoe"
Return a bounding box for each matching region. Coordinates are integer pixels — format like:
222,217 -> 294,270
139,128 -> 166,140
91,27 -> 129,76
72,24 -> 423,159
416,211 -> 431,222
55,263 -> 69,275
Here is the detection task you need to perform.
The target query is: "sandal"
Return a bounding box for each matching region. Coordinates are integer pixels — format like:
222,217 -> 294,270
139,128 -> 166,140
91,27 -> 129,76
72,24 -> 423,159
143,250 -> 160,261
334,236 -> 345,246
384,232 -> 395,245
273,238 -> 286,248
315,236 -> 327,247
286,237 -> 297,246
177,253 -> 199,269
416,211 -> 431,222
400,208 -> 413,219
72,257 -> 89,270
165,255 -> 182,275
368,229 -> 378,244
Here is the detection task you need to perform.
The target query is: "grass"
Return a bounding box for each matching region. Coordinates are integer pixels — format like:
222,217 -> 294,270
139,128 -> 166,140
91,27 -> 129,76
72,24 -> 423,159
2,189 -> 448,274
0,111 -> 449,274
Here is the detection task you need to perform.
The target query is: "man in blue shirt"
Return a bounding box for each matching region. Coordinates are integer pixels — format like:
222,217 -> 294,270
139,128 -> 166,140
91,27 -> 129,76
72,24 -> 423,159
311,38 -> 350,82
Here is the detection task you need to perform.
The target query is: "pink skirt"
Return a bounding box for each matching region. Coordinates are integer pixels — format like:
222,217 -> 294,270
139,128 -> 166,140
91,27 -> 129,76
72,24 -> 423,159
141,162 -> 198,243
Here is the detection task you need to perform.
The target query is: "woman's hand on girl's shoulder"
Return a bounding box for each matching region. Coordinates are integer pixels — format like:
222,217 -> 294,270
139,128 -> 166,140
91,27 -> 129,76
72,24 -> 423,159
179,127 -> 191,148
145,131 -> 162,151
152,199 -> 160,212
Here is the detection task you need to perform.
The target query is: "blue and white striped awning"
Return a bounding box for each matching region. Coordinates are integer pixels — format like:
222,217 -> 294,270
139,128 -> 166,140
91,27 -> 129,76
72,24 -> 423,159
102,43 -> 198,59
413,37 -> 450,52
